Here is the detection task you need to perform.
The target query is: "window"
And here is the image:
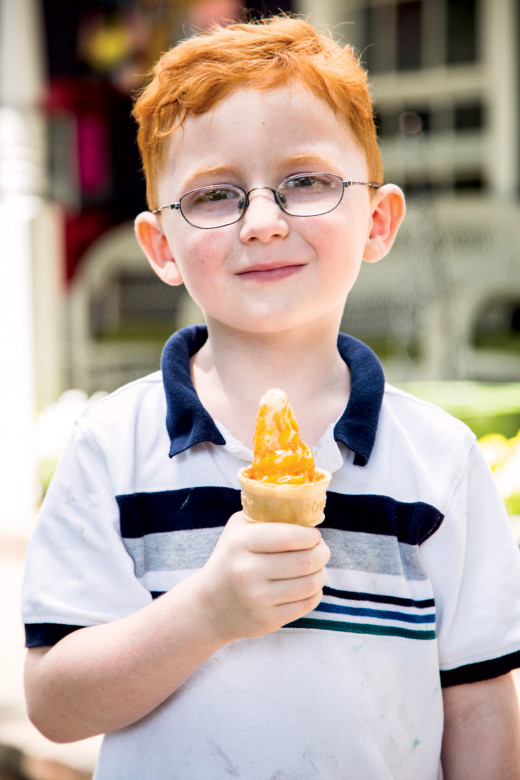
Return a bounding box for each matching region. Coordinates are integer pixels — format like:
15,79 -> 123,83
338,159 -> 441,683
364,4 -> 395,73
374,110 -> 400,139
446,0 -> 478,64
396,1 -> 422,71
360,0 -> 479,73
453,171 -> 485,191
454,102 -> 484,131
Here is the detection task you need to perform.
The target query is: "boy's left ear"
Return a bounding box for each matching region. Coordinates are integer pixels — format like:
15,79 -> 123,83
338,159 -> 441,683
363,184 -> 406,264
134,211 -> 184,287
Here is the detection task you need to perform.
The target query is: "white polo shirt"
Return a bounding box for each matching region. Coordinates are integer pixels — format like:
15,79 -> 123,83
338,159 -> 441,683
22,325 -> 520,779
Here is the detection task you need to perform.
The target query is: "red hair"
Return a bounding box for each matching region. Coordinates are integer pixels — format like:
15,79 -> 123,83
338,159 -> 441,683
132,15 -> 383,209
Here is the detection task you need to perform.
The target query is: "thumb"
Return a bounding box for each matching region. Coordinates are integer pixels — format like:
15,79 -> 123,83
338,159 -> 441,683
226,510 -> 249,528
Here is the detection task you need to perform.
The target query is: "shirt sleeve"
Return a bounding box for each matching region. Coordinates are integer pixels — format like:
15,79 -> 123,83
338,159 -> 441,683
421,438 -> 520,686
22,417 -> 152,646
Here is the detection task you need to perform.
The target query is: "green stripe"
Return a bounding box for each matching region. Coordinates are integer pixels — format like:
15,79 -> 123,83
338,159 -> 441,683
284,617 -> 436,641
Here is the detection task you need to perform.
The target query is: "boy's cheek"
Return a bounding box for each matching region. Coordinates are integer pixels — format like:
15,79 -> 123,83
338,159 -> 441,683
169,229 -> 228,268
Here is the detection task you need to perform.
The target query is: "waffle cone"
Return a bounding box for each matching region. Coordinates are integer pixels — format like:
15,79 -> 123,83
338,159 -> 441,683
238,467 -> 331,527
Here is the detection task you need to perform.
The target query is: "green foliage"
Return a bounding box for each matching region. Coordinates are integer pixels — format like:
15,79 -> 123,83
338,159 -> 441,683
400,381 -> 520,439
400,382 -> 520,519
37,457 -> 59,500
478,430 -> 520,519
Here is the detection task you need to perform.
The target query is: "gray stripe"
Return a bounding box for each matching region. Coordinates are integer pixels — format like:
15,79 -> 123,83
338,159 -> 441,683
322,528 -> 427,580
123,527 -> 222,579
123,526 -> 426,582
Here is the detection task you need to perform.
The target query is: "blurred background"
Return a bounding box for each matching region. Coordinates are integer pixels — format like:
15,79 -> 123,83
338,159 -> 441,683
1,1 -> 519,777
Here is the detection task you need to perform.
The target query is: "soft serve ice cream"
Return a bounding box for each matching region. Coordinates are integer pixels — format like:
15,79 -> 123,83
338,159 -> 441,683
244,388 -> 317,485
238,389 -> 331,526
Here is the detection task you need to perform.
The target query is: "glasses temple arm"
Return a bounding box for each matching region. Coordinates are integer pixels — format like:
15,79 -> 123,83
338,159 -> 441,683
152,203 -> 181,214
342,181 -> 382,189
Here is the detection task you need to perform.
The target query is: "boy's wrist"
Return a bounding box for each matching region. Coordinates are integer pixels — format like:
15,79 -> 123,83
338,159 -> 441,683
171,569 -> 235,650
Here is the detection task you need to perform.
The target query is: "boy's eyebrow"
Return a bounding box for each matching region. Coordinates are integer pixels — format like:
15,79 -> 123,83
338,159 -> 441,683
181,154 -> 339,191
285,153 -> 337,169
183,164 -> 236,190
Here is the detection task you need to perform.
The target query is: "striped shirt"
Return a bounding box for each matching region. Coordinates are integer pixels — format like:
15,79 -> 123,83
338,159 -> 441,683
22,325 -> 520,779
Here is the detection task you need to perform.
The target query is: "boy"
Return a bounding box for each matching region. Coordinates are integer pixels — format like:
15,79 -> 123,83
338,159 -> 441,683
22,15 -> 520,779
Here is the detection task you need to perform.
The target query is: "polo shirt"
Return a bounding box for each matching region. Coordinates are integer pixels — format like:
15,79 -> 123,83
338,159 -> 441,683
22,325 -> 520,779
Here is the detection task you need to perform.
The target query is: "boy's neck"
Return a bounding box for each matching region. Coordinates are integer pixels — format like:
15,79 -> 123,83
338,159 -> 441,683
191,321 -> 351,448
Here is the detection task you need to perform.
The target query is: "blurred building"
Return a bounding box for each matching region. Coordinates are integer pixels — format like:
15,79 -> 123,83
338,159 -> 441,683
303,0 -> 520,383
304,0 -> 519,200
1,0 -> 519,538
2,0 -> 520,410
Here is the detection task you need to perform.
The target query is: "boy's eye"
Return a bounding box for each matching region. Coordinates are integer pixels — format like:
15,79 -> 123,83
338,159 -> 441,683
182,186 -> 243,219
180,185 -> 244,227
285,175 -> 320,188
282,174 -> 336,193
276,173 -> 344,217
195,187 -> 237,204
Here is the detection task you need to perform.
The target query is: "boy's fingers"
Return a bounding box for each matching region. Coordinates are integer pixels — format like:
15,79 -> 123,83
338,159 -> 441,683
270,567 -> 328,604
227,511 -> 323,553
263,540 -> 331,581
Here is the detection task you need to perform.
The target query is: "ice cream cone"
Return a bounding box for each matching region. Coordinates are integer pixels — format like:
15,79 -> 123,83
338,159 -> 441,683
238,467 -> 332,527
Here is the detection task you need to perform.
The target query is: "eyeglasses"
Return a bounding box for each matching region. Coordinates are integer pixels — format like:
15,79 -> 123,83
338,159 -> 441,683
152,172 -> 381,229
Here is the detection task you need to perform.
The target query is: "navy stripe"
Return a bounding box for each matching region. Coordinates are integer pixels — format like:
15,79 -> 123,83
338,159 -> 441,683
315,602 -> 436,624
440,650 -> 520,687
117,487 -> 242,537
284,617 -> 436,640
117,486 -> 443,543
25,622 -> 83,647
321,492 -> 443,545
323,586 -> 435,610
147,589 -> 435,628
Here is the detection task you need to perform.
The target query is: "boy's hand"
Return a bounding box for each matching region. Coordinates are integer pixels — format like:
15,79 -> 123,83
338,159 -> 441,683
193,512 -> 330,643
24,512 -> 329,742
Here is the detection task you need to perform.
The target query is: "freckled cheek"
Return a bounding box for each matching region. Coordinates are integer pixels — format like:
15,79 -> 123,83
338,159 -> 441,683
326,215 -> 369,260
304,223 -> 349,264
171,232 -> 230,272
304,213 -> 353,247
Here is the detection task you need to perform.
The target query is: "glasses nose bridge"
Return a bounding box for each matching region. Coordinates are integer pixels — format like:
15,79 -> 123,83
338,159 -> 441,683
244,185 -> 284,213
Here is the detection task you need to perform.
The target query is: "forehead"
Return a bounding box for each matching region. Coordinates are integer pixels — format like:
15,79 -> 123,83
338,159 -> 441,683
158,84 -> 368,192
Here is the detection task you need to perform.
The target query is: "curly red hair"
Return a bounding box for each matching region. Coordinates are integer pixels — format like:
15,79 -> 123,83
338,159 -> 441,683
132,15 -> 382,209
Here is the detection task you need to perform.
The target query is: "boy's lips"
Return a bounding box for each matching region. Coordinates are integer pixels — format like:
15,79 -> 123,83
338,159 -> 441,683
236,261 -> 306,281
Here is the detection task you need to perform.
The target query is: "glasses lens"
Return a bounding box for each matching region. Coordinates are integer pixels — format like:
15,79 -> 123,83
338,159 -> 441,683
180,185 -> 244,228
278,173 -> 344,216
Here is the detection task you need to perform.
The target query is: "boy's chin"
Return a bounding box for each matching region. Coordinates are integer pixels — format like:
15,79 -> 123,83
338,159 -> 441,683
204,309 -> 343,339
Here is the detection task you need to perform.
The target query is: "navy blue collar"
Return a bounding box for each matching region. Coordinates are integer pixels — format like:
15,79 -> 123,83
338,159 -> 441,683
161,325 -> 384,466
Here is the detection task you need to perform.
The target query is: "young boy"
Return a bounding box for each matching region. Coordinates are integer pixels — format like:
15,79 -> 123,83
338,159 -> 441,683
22,15 -> 520,779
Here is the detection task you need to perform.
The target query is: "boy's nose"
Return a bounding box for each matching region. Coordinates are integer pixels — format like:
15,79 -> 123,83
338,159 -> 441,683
239,189 -> 289,243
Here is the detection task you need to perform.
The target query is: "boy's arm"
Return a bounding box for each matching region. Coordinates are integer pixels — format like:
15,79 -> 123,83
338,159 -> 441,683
24,512 -> 329,743
441,673 -> 520,779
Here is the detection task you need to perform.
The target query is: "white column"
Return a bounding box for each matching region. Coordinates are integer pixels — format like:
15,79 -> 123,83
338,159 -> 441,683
483,0 -> 518,198
0,0 -> 47,536
296,0 -> 340,27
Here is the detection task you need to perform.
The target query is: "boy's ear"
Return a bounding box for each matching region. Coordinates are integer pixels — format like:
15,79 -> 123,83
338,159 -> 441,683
363,184 -> 406,264
134,211 -> 184,287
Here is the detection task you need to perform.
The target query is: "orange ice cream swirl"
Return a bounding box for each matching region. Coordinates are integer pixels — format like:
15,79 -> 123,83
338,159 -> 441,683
244,388 -> 318,485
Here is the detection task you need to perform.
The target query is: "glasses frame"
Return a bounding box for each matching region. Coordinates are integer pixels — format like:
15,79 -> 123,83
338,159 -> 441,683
151,173 -> 381,229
